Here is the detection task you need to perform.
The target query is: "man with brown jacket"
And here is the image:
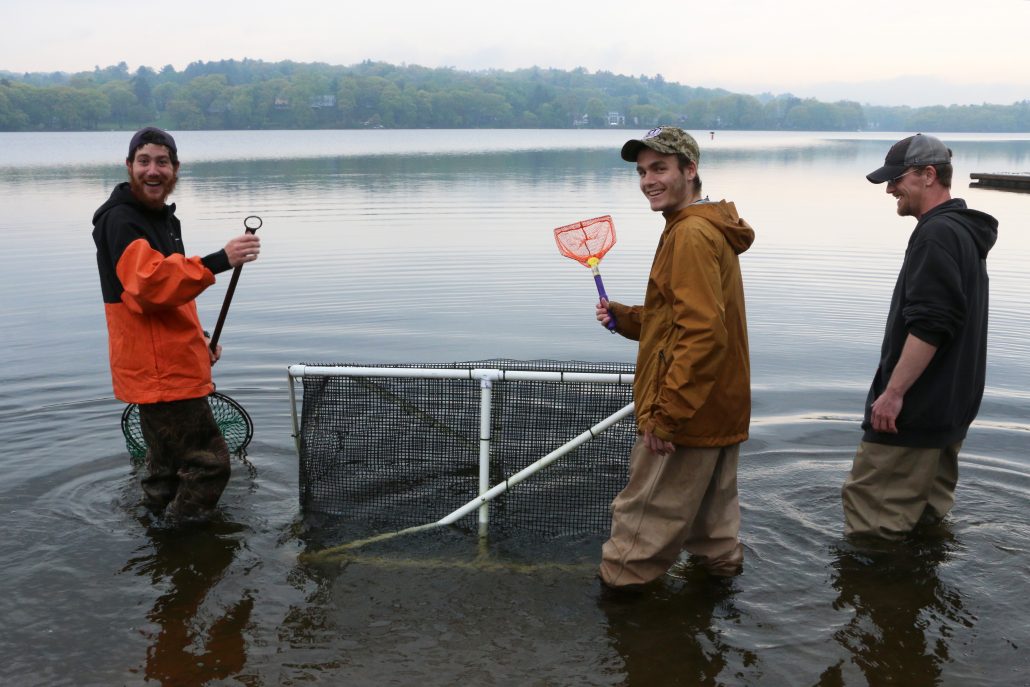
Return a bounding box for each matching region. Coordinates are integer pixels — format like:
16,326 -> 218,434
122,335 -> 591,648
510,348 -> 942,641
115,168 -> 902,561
597,126 -> 755,588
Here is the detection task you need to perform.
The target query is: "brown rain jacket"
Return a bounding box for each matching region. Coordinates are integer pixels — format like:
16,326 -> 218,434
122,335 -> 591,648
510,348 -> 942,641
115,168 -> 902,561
609,201 -> 754,447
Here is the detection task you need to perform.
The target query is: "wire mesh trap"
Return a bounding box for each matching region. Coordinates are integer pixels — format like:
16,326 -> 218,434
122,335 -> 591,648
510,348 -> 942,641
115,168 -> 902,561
288,359 -> 637,539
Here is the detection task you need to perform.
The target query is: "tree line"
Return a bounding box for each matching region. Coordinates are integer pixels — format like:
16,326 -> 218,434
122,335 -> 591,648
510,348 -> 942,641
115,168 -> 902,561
1,59 -> 1027,132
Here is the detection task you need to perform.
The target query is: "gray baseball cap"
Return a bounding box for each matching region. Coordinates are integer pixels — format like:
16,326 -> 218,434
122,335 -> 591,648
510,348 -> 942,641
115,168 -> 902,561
621,126 -> 700,164
866,133 -> 952,183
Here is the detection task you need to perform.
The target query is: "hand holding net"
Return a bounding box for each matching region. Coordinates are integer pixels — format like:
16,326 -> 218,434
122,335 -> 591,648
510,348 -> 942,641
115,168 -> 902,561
554,215 -> 618,331
209,214 -> 262,351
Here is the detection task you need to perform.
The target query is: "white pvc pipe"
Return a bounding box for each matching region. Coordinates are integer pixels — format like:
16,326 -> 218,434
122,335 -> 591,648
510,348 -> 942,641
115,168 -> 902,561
287,364 -> 633,385
437,401 -> 635,526
288,371 -> 301,458
478,378 -> 492,537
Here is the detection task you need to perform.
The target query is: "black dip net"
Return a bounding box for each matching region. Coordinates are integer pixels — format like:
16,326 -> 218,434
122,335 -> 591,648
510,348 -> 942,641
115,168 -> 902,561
294,359 -> 636,537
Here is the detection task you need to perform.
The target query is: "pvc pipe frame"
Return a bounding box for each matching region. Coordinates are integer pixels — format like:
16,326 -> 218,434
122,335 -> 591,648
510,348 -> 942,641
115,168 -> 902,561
287,364 -> 635,549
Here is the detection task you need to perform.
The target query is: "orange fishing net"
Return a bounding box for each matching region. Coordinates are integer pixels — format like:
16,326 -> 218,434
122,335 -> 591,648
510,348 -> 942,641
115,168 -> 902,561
553,215 -> 616,267
553,215 -> 618,331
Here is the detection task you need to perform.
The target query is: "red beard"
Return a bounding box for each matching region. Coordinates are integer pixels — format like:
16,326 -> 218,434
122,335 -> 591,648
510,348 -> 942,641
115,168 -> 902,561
128,172 -> 178,209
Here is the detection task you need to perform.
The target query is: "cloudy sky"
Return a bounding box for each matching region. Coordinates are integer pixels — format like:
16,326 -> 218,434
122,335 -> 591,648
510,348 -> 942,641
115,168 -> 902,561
2,0 -> 1027,107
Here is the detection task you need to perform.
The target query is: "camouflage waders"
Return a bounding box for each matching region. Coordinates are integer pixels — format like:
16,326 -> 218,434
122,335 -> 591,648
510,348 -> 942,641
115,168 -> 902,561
138,396 -> 231,520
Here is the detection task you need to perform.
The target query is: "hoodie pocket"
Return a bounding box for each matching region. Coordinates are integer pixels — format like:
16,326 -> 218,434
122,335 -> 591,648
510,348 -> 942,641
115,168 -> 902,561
652,350 -> 669,408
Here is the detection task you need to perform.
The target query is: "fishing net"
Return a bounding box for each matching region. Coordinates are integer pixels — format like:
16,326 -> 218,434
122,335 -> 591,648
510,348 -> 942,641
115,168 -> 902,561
121,391 -> 254,461
296,359 -> 637,537
554,214 -> 619,330
553,214 -> 616,267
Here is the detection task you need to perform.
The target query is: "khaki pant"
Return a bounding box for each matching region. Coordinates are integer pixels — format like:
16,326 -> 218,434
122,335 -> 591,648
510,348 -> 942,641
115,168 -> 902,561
842,440 -> 960,540
600,439 -> 743,587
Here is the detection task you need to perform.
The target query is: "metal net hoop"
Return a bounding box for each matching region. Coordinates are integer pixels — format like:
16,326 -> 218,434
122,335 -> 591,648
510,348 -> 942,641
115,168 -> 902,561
120,391 -> 254,462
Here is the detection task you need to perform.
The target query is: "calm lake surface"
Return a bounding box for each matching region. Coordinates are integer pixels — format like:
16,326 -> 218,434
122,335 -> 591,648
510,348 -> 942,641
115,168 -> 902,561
1,129 -> 1028,686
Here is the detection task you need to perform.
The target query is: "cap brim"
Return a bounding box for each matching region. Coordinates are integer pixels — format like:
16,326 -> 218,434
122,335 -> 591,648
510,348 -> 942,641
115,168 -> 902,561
621,140 -> 645,162
621,139 -> 683,162
866,164 -> 905,184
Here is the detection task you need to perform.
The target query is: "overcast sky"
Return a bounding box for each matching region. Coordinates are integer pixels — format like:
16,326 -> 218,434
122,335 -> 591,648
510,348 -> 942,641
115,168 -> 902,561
2,0 -> 1027,107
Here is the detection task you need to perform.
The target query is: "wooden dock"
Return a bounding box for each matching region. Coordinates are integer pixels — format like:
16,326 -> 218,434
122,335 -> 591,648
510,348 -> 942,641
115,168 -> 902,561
969,172 -> 1030,193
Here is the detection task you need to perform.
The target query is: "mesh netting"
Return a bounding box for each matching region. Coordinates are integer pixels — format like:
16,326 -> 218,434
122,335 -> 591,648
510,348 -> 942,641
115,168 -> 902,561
121,391 -> 254,461
553,215 -> 616,266
298,359 -> 636,537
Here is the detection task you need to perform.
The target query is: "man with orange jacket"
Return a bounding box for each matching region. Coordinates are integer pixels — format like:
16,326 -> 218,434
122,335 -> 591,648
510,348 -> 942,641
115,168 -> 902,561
597,126 -> 754,588
92,127 -> 260,521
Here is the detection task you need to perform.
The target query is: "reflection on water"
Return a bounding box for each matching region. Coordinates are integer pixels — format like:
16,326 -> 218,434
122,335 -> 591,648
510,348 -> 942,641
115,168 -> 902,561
1,130 -> 1029,685
600,573 -> 759,686
821,532 -> 971,687
123,520 -> 253,685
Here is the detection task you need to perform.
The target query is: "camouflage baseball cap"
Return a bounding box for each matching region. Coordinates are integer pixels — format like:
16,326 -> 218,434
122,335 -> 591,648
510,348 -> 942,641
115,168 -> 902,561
621,126 -> 700,164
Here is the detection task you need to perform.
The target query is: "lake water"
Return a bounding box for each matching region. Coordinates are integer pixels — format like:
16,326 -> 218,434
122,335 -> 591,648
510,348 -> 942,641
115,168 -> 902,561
1,129 -> 1028,686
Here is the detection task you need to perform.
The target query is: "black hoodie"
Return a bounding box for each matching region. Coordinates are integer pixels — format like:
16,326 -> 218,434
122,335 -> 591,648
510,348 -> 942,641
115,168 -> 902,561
862,198 -> 999,447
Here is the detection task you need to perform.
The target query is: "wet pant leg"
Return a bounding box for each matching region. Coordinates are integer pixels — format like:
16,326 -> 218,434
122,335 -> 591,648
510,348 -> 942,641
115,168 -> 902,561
841,440 -> 962,539
139,404 -> 180,512
681,444 -> 743,576
600,439 -> 742,587
924,442 -> 960,523
138,397 -> 231,520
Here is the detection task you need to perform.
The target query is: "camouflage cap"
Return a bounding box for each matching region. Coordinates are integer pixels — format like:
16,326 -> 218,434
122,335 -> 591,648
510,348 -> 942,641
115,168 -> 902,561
621,126 -> 700,164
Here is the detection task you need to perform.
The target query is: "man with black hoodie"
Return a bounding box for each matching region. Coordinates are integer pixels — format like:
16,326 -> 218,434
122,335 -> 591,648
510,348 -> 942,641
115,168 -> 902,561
93,127 -> 260,521
842,134 -> 998,540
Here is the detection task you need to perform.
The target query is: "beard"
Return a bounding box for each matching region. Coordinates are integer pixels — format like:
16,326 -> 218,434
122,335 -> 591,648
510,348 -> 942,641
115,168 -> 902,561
128,171 -> 178,210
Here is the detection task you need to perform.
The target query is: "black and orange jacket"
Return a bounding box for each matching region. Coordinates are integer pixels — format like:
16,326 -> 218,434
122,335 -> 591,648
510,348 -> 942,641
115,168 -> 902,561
92,182 -> 231,404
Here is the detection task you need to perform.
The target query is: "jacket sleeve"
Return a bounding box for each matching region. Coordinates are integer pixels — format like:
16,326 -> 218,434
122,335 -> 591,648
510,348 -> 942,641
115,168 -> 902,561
115,237 -> 216,314
650,220 -> 727,438
609,302 -> 643,341
902,230 -> 965,347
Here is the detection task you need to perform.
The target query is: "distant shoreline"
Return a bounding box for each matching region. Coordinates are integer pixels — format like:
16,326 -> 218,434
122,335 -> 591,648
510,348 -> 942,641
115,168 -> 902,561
2,60 -> 1028,134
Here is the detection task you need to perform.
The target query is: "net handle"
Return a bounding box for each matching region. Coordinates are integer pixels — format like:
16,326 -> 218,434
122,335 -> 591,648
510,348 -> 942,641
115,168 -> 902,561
210,215 -> 261,351
588,258 -> 617,332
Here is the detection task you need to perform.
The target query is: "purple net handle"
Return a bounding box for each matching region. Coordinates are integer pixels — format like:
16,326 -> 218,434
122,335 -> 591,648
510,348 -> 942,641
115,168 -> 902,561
591,264 -> 617,332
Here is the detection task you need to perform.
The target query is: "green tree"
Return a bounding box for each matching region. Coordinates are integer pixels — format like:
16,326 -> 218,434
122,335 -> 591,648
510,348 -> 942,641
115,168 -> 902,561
101,81 -> 138,125
78,89 -> 111,129
709,94 -> 766,129
0,86 -> 30,129
585,97 -> 607,128
165,98 -> 206,129
629,103 -> 662,128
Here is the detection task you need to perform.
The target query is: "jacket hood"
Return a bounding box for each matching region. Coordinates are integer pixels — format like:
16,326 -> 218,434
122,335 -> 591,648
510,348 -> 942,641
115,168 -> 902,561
920,198 -> 998,258
665,201 -> 755,255
92,182 -> 174,226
